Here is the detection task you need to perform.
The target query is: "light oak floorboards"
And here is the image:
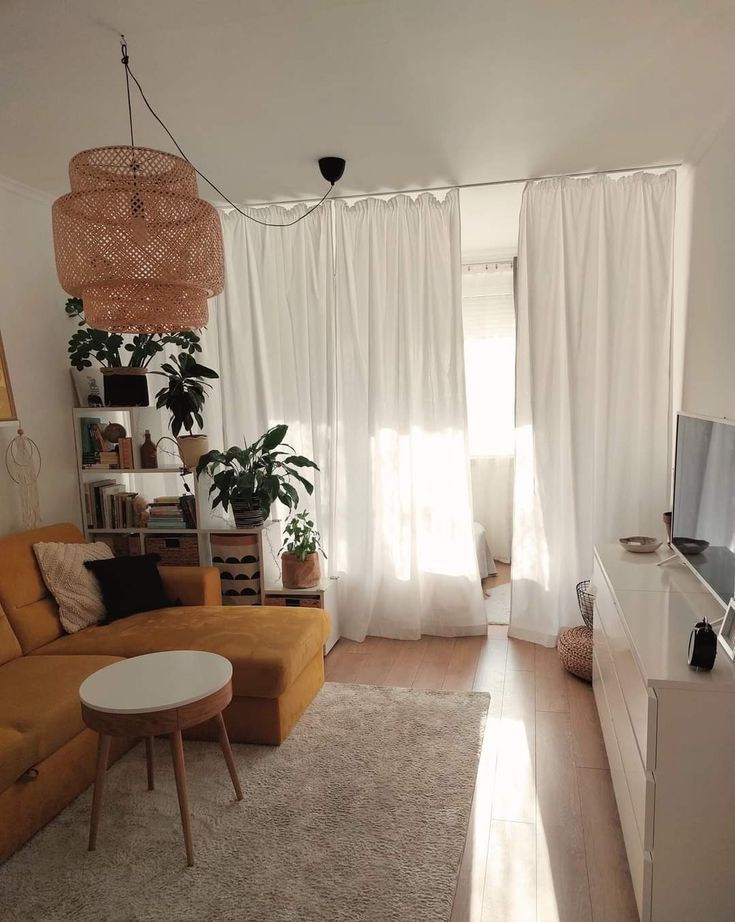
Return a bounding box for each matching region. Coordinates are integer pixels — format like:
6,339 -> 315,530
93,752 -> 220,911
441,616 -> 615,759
325,580 -> 637,922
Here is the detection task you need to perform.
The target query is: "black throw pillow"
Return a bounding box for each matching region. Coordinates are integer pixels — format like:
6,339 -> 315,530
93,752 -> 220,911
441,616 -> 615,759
84,553 -> 171,623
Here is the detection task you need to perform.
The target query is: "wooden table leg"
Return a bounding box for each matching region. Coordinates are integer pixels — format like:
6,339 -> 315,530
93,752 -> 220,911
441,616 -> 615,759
88,733 -> 111,851
145,737 -> 154,791
216,712 -> 243,801
169,730 -> 194,867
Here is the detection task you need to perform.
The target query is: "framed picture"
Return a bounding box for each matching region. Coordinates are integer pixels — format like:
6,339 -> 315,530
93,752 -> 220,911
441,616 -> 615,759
717,598 -> 735,661
0,333 -> 17,423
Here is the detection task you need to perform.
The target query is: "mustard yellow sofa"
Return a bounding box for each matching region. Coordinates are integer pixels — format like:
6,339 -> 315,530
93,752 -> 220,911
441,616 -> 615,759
0,523 -> 328,862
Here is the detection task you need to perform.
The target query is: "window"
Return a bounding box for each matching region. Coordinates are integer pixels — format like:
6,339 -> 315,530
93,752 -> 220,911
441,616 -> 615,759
462,261 -> 516,458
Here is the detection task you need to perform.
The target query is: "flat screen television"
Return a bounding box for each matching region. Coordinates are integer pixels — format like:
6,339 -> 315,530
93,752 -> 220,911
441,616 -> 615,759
672,413 -> 735,607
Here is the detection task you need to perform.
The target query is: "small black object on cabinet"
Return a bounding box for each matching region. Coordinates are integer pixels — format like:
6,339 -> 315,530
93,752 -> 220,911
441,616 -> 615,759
688,618 -> 717,671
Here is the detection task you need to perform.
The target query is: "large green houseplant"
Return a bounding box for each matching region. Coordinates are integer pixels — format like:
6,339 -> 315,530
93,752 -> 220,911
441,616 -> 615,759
195,425 -> 319,527
154,352 -> 219,469
66,297 -> 202,406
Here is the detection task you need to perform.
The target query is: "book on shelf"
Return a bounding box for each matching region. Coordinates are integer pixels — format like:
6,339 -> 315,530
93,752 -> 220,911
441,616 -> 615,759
85,479 -> 139,530
99,450 -> 119,469
118,437 -> 134,469
79,416 -> 101,466
181,493 -> 197,529
85,479 -> 113,528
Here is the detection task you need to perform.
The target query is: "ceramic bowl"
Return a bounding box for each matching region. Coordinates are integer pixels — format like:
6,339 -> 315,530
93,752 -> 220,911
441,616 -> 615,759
672,537 -> 710,556
619,536 -> 662,554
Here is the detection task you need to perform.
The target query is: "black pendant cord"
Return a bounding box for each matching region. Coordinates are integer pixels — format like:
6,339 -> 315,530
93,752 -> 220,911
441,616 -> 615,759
119,36 -> 333,228
120,37 -> 135,149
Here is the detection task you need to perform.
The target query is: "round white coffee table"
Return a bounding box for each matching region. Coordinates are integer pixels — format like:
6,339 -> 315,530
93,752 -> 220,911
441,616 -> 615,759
79,650 -> 243,867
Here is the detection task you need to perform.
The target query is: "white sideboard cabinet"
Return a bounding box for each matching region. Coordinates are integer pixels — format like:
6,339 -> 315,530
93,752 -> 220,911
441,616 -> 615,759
592,544 -> 735,922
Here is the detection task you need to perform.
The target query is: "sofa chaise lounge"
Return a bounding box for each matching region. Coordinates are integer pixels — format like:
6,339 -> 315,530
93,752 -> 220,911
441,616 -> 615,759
0,522 -> 329,862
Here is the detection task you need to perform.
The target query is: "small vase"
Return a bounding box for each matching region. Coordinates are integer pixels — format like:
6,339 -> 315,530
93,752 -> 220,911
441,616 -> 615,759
231,500 -> 264,529
281,552 -> 321,589
662,511 -> 672,543
177,434 -> 209,470
101,367 -> 149,407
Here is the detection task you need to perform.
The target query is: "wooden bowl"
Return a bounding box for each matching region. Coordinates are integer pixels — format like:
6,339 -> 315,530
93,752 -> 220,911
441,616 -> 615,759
619,536 -> 662,554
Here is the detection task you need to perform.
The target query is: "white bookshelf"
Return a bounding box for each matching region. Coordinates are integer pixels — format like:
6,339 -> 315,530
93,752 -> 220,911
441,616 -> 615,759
72,406 -> 282,598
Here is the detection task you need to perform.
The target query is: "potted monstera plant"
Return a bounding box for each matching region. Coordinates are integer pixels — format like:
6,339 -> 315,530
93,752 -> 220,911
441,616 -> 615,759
195,425 -> 318,527
154,352 -> 219,469
66,296 -> 203,406
280,510 -> 326,589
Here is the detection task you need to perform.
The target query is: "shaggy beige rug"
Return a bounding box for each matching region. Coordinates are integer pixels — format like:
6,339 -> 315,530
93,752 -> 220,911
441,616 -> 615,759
0,683 -> 488,922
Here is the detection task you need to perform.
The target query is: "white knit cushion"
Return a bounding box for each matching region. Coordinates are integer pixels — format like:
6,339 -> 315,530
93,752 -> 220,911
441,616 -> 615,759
33,541 -> 114,634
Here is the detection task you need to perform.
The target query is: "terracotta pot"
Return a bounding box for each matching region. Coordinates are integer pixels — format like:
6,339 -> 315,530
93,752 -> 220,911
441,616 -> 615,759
177,434 -> 209,470
101,367 -> 149,407
281,552 -> 321,589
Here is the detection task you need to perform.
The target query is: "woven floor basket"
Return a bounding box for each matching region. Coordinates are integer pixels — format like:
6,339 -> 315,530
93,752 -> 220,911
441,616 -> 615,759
557,625 -> 593,682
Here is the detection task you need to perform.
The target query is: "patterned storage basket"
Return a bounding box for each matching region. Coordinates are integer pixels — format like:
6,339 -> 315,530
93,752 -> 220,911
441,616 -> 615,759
210,533 -> 261,606
558,625 -> 593,682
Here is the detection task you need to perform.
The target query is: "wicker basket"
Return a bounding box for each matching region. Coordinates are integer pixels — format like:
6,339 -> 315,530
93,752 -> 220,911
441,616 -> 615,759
557,625 -> 593,682
144,534 -> 200,567
576,579 -> 595,629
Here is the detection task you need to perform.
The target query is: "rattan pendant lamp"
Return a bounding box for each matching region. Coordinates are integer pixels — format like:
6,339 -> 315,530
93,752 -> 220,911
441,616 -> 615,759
53,38 -> 344,334
52,40 -> 225,333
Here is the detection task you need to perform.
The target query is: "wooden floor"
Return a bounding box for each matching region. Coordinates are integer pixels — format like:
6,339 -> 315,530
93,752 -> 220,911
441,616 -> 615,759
325,568 -> 638,922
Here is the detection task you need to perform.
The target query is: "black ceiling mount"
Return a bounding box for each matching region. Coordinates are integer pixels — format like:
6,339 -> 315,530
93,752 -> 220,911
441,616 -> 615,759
318,156 -> 346,186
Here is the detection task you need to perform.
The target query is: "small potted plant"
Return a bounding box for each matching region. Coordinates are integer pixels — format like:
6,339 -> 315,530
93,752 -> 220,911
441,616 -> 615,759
280,510 -> 326,589
196,424 -> 318,527
154,352 -> 219,470
66,297 -> 203,406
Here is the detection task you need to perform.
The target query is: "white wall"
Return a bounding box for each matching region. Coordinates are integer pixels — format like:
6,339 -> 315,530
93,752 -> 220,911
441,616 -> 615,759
0,176 -> 80,535
681,110 -> 735,420
460,183 -> 524,261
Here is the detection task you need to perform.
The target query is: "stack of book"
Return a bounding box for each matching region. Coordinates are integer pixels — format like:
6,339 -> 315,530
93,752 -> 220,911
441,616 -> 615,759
84,480 -> 139,529
79,420 -> 136,470
147,496 -> 188,530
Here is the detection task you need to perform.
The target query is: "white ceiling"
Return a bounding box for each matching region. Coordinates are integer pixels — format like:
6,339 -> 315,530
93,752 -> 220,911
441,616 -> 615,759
2,0 -> 735,203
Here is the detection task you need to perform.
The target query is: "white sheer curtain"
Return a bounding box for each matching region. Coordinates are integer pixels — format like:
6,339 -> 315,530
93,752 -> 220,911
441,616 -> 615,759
333,191 -> 485,640
200,202 -> 335,558
511,172 -> 676,646
204,191 -> 485,641
462,262 -> 516,563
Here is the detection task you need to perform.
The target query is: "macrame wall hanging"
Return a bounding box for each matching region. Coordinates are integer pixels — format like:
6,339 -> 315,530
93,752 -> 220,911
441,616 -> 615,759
5,427 -> 42,529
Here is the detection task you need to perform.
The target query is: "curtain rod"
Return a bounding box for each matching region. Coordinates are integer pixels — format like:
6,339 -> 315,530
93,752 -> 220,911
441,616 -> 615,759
226,161 -> 682,210
463,258 -> 514,269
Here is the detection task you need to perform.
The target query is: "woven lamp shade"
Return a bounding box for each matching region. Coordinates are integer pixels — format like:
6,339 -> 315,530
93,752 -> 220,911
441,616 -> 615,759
52,146 -> 224,332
